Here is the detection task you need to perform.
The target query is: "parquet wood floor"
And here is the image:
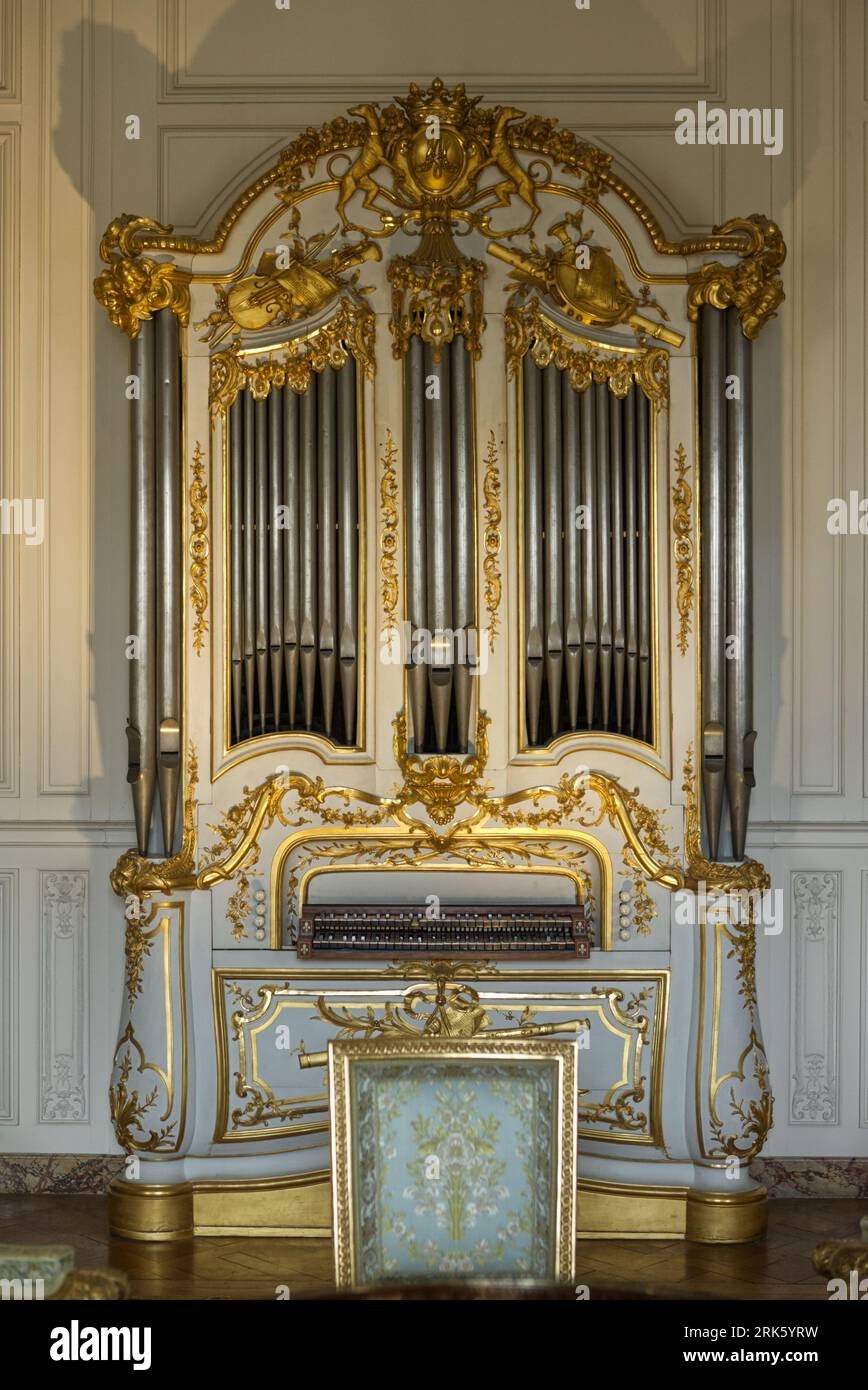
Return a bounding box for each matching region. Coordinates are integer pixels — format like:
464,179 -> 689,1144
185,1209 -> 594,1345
0,1195 -> 862,1300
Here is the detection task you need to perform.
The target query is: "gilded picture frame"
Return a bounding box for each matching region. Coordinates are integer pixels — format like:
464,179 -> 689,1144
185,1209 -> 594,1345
329,1035 -> 578,1290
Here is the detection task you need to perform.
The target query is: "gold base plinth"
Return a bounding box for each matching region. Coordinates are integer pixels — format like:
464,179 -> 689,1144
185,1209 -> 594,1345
109,1173 -> 767,1245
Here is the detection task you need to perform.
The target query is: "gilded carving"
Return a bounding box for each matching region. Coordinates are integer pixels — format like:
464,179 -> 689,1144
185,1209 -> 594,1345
506,300 -> 669,406
687,214 -> 785,340
388,254 -> 486,361
378,430 -> 400,656
209,298 -> 375,417
481,431 -> 502,647
681,745 -> 769,891
671,443 -> 694,657
188,442 -> 209,655
110,745 -> 199,899
109,1026 -> 177,1153
93,215 -> 190,338
491,212 -> 681,347
196,209 -> 380,348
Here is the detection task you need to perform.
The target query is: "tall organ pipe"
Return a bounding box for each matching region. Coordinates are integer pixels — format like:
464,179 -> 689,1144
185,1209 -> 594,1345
155,310 -> 181,856
229,399 -> 244,744
635,388 -> 652,743
337,361 -> 358,744
725,309 -> 755,859
128,318 -> 157,855
299,381 -> 318,729
699,307 -> 727,858
451,341 -> 475,753
523,360 -> 544,743
594,383 -> 612,728
424,341 -> 453,752
318,366 -> 337,736
609,392 -> 626,732
242,392 -> 256,738
405,336 -> 428,748
254,397 -> 269,732
579,387 -> 598,727
282,388 -> 300,726
623,387 -> 639,734
268,388 -> 284,727
543,363 -> 564,732
562,375 -> 582,729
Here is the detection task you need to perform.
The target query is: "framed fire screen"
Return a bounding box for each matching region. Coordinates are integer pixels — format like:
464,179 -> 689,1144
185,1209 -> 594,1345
329,1036 -> 577,1289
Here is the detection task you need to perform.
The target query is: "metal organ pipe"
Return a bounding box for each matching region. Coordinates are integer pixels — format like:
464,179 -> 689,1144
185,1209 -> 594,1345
609,392 -> 626,733
242,391 -> 256,738
451,340 -> 475,754
404,336 -> 428,749
579,384 -> 598,729
282,387 -> 300,727
699,307 -> 727,858
337,361 -> 358,744
635,388 -> 652,744
543,363 -> 564,733
561,373 -> 582,729
229,398 -> 244,744
128,318 -> 157,855
523,360 -> 544,745
299,380 -> 318,730
623,387 -> 639,735
254,397 -> 269,732
268,387 -> 284,729
594,382 -> 612,729
155,310 -> 182,856
317,366 -> 338,737
725,309 -> 755,860
424,341 -> 453,753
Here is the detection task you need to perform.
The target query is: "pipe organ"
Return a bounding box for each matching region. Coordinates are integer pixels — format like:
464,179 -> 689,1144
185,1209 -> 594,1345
95,80 -> 785,1247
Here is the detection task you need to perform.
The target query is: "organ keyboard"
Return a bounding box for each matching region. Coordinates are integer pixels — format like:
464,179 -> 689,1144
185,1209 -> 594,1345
296,902 -> 593,960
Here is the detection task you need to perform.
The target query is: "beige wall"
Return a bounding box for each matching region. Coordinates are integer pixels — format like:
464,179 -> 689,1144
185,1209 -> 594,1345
0,0 -> 864,1154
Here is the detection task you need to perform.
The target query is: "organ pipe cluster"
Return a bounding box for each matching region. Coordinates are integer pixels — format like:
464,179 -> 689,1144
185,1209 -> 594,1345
699,306 -> 755,860
523,361 -> 653,747
404,337 -> 476,754
128,309 -> 182,857
228,362 -> 359,747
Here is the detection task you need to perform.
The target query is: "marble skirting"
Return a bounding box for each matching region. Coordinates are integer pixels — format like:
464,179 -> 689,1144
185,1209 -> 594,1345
1,1153 -> 867,1197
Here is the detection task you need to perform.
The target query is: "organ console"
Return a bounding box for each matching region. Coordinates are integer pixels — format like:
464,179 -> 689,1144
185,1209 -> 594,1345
96,78 -> 784,1248
297,903 -> 593,960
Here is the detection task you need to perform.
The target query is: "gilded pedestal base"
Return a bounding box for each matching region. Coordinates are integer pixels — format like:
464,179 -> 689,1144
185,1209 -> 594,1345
109,1174 -> 766,1244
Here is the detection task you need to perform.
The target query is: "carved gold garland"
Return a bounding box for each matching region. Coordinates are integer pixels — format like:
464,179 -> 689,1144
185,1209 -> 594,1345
687,214 -> 785,340
188,442 -> 209,655
208,298 -> 375,417
481,431 -> 502,647
388,254 -> 486,361
505,301 -> 669,405
671,443 -> 694,657
378,430 -> 400,655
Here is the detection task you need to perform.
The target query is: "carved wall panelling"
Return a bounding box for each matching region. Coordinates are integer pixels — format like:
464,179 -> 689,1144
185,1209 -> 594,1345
39,871 -> 88,1123
789,871 -> 840,1125
0,870 -> 18,1122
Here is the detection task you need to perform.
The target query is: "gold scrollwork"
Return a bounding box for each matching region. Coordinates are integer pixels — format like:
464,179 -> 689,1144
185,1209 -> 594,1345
93,215 -> 190,338
687,214 -> 785,340
378,430 -> 399,655
189,442 -> 209,655
110,745 -> 199,899
682,745 -> 769,892
671,443 -> 694,657
109,1024 -> 177,1153
209,298 -> 375,417
505,301 -> 669,406
481,431 -> 502,647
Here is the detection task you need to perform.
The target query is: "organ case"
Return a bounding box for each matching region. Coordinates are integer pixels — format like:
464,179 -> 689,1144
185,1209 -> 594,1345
94,80 -> 785,1246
